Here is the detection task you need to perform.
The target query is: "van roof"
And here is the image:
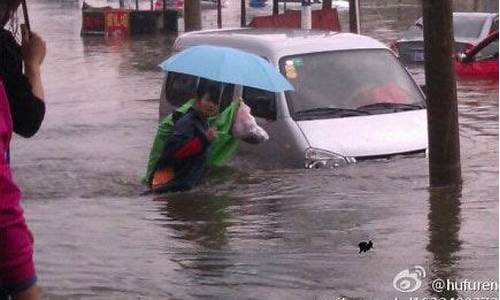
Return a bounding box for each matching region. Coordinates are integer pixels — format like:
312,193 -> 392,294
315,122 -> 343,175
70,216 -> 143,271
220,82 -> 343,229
174,28 -> 389,61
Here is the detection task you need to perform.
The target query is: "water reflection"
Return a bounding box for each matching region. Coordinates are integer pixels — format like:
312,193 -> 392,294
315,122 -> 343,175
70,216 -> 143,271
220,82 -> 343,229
426,186 -> 462,299
156,193 -> 232,250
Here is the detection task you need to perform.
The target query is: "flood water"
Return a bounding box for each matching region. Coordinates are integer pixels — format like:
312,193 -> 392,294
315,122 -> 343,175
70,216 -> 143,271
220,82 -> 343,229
9,0 -> 498,299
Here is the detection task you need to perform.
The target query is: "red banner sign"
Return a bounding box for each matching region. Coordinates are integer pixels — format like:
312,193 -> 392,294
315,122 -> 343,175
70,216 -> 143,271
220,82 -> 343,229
104,10 -> 130,36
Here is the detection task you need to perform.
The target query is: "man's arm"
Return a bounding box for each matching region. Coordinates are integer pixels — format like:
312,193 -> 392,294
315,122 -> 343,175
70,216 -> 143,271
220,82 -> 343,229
156,117 -> 207,168
169,133 -> 205,160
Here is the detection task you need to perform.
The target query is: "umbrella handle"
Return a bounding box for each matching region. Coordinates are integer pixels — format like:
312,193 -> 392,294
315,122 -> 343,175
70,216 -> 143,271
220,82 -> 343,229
21,0 -> 31,32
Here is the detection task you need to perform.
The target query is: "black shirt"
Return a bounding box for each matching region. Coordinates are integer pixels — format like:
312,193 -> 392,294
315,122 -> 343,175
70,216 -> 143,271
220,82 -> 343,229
154,109 -> 210,192
0,29 -> 45,137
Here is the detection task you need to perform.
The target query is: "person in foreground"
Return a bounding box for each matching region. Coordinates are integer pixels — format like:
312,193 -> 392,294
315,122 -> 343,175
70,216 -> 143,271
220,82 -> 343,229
0,0 -> 47,299
0,4 -> 46,137
150,82 -> 220,193
0,84 -> 40,300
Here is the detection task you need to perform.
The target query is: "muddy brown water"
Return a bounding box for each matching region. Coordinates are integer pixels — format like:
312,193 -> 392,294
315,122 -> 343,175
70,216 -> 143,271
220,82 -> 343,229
8,0 -> 498,299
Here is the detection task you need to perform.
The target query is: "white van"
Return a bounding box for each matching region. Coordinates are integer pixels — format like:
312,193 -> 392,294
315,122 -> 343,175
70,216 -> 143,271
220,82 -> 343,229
159,28 -> 428,168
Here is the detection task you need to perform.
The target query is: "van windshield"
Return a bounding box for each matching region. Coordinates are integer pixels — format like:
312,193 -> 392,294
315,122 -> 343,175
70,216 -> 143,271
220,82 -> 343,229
280,49 -> 425,120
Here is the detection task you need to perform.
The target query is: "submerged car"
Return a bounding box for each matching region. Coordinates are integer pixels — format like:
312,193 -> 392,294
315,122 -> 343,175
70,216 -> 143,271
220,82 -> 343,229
159,28 -> 428,168
154,0 -> 228,10
393,12 -> 498,64
455,30 -> 498,80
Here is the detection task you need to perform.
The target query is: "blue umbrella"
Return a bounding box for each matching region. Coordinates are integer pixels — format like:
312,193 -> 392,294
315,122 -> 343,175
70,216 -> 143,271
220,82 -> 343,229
159,45 -> 294,92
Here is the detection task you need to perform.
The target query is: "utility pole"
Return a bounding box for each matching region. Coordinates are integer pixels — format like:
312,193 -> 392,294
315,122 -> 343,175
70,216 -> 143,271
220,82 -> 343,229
217,0 -> 222,28
473,0 -> 479,11
240,0 -> 246,27
184,0 -> 202,31
348,0 -> 360,33
301,0 -> 312,30
272,0 -> 279,16
422,0 -> 461,187
322,0 -> 331,10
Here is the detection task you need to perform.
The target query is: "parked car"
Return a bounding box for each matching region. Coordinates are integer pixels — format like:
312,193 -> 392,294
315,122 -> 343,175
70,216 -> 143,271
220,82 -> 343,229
278,0 -> 349,10
154,0 -> 227,10
392,12 -> 498,64
455,30 -> 498,80
159,28 -> 428,168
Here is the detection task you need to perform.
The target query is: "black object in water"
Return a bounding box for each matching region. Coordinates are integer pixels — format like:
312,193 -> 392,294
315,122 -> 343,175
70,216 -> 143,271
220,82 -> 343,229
358,240 -> 373,253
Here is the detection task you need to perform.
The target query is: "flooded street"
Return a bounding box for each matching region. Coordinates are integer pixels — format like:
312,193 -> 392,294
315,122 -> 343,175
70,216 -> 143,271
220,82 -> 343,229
9,0 -> 498,299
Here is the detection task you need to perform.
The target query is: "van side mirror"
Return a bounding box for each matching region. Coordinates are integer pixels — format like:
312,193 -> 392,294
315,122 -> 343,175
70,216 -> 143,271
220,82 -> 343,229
456,52 -> 470,63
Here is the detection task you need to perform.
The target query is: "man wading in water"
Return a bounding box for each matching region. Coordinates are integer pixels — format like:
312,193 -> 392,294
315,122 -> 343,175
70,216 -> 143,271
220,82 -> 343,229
150,81 -> 220,193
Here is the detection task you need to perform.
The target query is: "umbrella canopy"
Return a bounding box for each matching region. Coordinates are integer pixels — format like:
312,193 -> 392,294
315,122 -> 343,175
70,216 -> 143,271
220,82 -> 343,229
159,45 -> 294,92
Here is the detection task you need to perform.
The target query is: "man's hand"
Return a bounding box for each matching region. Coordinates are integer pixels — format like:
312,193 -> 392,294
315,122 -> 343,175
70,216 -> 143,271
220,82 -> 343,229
206,127 -> 218,142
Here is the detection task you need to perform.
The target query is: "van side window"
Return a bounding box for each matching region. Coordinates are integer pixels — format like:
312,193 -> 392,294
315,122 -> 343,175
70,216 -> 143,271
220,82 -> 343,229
242,87 -> 277,120
165,72 -> 198,107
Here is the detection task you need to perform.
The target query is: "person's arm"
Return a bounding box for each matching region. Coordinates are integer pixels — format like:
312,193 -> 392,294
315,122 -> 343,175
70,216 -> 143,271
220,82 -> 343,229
167,125 -> 218,160
156,118 -> 206,170
170,135 -> 205,160
0,27 -> 46,137
21,24 -> 46,101
24,65 -> 43,100
5,75 -> 45,138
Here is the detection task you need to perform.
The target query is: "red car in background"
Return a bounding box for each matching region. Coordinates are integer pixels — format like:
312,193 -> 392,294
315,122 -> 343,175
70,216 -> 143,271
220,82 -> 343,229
455,30 -> 498,80
393,13 -> 498,64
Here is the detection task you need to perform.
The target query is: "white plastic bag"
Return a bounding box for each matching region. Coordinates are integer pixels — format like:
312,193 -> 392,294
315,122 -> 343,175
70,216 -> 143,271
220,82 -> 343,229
232,102 -> 269,144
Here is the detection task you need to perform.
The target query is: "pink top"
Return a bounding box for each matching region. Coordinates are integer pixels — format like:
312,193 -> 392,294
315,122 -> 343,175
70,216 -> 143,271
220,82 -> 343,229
0,80 -> 23,223
0,80 -> 34,286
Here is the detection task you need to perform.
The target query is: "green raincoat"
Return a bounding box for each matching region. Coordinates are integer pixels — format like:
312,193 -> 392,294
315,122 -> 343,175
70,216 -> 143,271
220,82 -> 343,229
142,98 -> 241,185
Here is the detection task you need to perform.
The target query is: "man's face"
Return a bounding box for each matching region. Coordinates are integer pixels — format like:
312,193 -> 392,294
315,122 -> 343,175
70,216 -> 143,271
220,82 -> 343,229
196,93 -> 219,118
